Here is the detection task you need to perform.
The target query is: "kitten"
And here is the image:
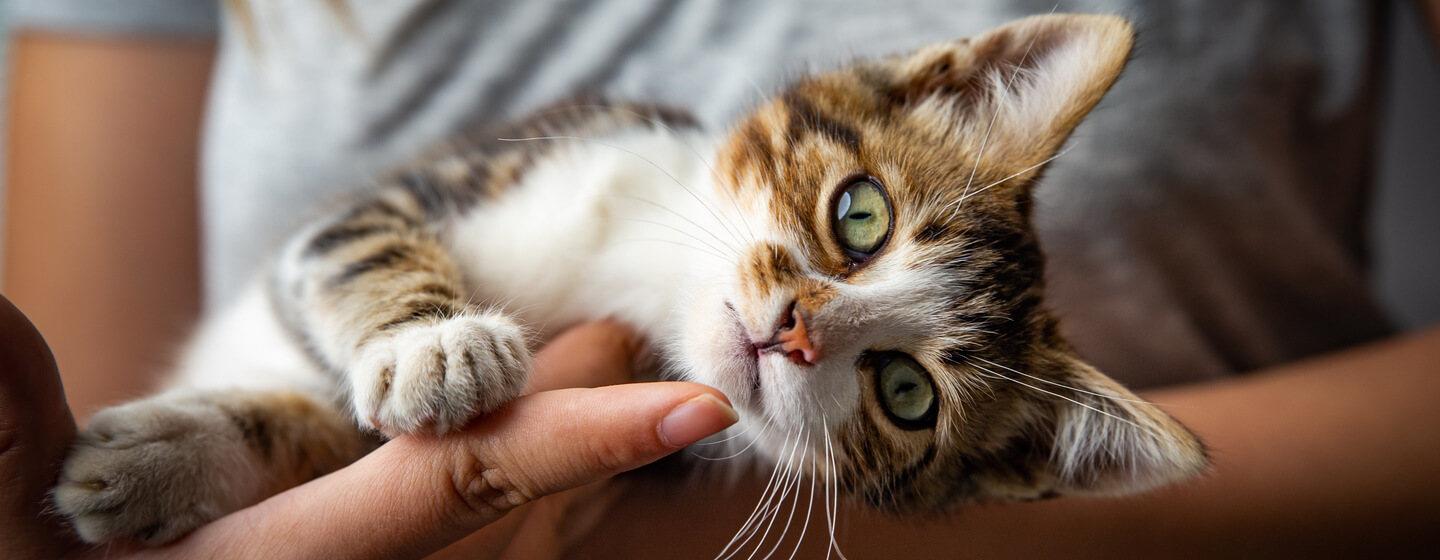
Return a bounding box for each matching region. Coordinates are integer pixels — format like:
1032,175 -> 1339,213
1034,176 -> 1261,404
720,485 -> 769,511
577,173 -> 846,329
54,14 -> 1205,547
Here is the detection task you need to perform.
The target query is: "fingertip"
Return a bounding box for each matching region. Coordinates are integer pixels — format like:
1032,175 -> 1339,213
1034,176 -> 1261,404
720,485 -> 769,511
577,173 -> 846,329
658,393 -> 739,449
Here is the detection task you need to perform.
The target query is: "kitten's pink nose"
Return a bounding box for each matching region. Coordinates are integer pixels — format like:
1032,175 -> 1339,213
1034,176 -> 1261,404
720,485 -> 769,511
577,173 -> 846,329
764,302 -> 821,366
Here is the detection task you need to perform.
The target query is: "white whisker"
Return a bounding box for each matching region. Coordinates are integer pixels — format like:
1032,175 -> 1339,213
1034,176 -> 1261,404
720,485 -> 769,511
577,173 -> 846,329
619,238 -> 730,263
787,449 -> 817,560
823,417 -> 837,560
725,432 -> 792,560
747,428 -> 805,560
971,356 -> 1159,406
618,194 -> 741,254
761,426 -> 808,559
824,418 -> 847,560
950,147 -> 1072,209
692,419 -> 770,461
716,425 -> 788,560
949,31 -> 1043,221
694,422 -> 755,446
598,104 -> 759,245
616,217 -> 736,260
971,362 -> 1160,437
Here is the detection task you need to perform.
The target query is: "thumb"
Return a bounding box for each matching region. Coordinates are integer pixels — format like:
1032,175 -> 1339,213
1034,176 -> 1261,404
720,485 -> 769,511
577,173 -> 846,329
0,294 -> 84,559
167,382 -> 737,560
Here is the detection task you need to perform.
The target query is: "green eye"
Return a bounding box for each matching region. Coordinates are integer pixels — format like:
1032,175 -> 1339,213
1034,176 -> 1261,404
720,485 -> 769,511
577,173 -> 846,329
875,354 -> 938,428
832,179 -> 892,256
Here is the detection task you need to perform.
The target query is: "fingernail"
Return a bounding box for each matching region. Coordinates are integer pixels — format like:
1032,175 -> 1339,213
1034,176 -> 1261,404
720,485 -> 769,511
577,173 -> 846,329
659,394 -> 739,448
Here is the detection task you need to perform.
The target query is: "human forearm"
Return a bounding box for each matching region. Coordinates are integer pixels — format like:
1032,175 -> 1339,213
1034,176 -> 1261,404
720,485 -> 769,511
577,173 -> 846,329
575,327 -> 1440,558
3,33 -> 214,421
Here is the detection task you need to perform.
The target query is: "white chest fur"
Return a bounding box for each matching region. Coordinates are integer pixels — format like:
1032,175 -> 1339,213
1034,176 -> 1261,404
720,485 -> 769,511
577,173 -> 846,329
446,129 -> 739,343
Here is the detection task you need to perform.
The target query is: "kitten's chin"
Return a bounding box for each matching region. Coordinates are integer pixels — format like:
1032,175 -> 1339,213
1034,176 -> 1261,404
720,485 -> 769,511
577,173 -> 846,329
677,295 -> 762,411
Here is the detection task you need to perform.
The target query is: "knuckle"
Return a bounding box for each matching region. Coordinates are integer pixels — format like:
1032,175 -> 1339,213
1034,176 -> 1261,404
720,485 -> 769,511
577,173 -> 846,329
448,451 -> 536,522
587,436 -> 642,475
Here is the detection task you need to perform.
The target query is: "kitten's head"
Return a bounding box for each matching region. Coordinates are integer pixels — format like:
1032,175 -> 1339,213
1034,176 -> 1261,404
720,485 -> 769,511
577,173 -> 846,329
678,14 -> 1205,510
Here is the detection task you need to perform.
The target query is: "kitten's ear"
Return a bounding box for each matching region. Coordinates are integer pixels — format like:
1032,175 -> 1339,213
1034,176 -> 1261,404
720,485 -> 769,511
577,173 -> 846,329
1037,351 -> 1208,496
880,14 -> 1133,174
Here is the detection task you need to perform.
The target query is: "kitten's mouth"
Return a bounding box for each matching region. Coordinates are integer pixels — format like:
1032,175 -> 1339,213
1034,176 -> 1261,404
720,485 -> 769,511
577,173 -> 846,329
723,301 -> 762,403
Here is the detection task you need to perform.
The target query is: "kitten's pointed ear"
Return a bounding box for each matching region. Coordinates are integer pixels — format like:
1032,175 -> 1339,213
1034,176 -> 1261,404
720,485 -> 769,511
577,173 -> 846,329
1039,351 -> 1208,496
881,14 -> 1133,173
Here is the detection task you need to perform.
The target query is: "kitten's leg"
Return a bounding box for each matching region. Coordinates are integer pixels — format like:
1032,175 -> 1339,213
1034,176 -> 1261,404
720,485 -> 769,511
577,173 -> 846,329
55,176 -> 526,544
53,389 -> 371,545
274,183 -> 530,435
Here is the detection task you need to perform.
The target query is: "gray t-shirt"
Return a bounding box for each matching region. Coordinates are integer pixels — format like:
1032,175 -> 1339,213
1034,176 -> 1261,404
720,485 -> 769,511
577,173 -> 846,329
8,0 -> 1393,388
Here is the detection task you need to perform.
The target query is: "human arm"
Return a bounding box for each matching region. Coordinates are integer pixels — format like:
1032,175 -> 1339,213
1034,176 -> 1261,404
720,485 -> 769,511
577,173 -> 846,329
0,297 -> 738,560
2,32 -> 213,421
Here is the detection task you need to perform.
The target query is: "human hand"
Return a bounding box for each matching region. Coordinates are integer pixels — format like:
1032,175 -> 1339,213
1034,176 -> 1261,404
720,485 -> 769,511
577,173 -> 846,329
0,294 -> 737,559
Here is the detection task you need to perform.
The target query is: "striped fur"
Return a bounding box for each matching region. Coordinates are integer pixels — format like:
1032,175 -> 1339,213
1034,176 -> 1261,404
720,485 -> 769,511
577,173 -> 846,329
699,15 -> 1205,511
56,15 -> 1205,546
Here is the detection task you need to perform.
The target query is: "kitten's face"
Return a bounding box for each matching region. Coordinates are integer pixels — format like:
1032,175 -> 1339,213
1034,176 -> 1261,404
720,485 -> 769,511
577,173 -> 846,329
677,14 -> 1205,511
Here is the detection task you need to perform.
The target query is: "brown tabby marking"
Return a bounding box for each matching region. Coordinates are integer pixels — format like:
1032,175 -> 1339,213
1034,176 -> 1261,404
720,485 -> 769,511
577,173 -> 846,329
714,15 -> 1201,511
270,101 -> 702,376
217,391 -> 376,488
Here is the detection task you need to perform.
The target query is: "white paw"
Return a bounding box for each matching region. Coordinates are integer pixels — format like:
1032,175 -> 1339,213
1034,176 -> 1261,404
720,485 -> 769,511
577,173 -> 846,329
53,397 -> 261,545
351,313 -> 531,435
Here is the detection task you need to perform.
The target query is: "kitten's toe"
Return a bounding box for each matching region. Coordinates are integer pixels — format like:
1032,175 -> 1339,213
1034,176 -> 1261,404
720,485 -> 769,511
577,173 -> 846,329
53,398 -> 261,545
353,313 -> 531,435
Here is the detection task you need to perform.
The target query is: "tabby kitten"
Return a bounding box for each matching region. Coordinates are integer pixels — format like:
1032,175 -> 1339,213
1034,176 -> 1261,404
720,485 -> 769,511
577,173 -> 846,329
54,14 -> 1205,546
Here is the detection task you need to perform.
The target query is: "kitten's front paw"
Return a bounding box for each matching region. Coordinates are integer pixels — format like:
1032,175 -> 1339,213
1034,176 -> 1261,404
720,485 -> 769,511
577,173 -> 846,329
53,398 -> 260,545
352,313 -> 531,435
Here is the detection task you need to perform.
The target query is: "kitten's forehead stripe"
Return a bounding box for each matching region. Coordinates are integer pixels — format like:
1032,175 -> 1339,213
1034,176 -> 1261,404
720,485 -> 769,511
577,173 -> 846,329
718,58 -> 1079,511
755,106 -> 837,274
782,90 -> 862,152
737,121 -> 780,187
739,242 -> 800,300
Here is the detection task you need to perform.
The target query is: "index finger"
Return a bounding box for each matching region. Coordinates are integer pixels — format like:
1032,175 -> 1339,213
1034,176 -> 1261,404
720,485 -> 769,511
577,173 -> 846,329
153,383 -> 735,560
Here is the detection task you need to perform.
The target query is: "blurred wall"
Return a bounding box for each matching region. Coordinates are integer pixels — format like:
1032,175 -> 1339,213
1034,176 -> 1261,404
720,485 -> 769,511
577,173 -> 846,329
1375,2 -> 1440,330
0,0 -> 8,283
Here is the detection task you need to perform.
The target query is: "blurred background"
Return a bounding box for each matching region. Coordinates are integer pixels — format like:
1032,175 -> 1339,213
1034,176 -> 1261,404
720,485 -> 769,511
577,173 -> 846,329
1376,1 -> 1440,330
